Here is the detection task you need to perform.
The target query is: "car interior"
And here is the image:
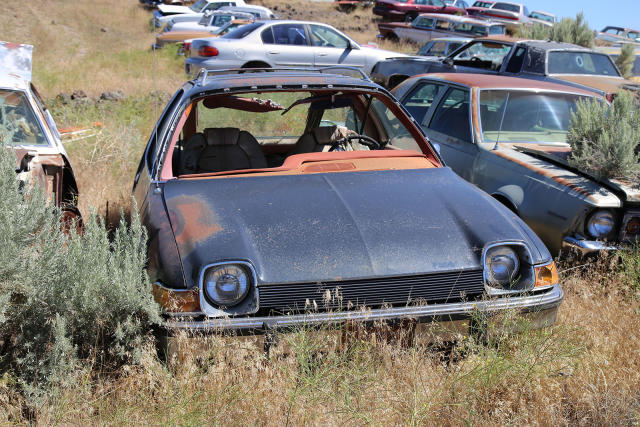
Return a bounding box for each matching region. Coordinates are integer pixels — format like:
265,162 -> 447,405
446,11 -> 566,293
164,91 -> 425,177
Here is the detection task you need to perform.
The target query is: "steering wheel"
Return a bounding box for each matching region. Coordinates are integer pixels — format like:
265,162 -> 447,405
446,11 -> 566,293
330,134 -> 381,151
469,56 -> 483,62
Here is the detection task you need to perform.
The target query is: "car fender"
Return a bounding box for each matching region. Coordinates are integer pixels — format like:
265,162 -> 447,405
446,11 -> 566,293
492,185 -> 523,213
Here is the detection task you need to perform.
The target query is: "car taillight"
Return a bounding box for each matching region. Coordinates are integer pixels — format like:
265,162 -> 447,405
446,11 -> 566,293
198,46 -> 219,57
183,42 -> 191,51
605,92 -> 614,103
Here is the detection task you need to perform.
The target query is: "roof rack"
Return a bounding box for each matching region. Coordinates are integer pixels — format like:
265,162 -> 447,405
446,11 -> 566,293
195,66 -> 371,87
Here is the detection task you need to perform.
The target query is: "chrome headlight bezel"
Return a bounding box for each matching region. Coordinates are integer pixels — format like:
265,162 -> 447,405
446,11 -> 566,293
198,261 -> 259,317
585,209 -> 616,239
482,241 -> 535,295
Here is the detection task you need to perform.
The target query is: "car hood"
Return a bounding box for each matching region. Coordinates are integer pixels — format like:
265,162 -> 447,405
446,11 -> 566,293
360,46 -> 408,59
157,4 -> 193,14
509,143 -> 638,204
163,167 -> 548,288
553,75 -> 640,94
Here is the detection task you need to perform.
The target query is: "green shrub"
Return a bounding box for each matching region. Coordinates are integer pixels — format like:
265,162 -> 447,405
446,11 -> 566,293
567,90 -> 640,180
615,43 -> 636,79
0,147 -> 161,397
517,12 -> 594,48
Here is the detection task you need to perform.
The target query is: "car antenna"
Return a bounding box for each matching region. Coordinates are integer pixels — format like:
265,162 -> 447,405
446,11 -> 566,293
494,92 -> 509,150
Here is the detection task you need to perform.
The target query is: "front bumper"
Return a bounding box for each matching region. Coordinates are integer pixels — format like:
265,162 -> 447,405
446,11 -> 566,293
164,284 -> 563,335
562,236 -> 618,256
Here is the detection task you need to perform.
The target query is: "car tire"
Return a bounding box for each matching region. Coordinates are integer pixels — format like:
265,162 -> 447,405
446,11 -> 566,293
404,12 -> 418,23
240,62 -> 272,73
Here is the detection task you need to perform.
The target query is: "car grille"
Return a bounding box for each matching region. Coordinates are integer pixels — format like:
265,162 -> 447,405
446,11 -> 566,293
620,210 -> 640,242
257,270 -> 485,313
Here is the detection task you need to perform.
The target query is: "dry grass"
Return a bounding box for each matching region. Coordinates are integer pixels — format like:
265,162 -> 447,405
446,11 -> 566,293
1,260 -> 639,425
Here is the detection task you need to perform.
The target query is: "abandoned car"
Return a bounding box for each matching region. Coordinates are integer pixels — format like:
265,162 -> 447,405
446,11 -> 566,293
133,68 -> 563,337
393,73 -> 640,255
1,41 -> 81,222
370,38 -> 640,95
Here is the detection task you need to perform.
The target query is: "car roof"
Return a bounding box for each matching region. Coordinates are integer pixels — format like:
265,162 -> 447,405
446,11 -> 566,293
418,13 -> 502,25
429,37 -> 473,43
184,69 -> 384,95
412,73 -> 600,96
472,37 -> 595,52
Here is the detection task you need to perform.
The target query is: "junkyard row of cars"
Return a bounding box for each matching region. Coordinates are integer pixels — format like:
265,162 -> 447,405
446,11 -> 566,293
2,0 -> 639,347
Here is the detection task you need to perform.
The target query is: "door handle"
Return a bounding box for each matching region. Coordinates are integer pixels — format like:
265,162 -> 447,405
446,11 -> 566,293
268,50 -> 279,54
317,52 -> 328,56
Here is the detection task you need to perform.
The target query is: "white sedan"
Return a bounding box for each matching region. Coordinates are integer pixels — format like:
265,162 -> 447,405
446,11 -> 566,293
152,0 -> 246,28
185,20 -> 406,76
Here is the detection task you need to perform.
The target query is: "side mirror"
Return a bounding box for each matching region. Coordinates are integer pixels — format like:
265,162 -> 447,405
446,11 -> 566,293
348,40 -> 359,50
443,57 -> 454,67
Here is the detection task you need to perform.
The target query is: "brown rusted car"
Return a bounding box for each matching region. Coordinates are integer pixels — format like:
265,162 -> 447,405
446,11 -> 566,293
1,42 -> 80,222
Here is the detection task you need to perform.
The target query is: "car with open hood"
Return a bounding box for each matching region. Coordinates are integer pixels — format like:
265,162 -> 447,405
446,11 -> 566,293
371,37 -> 640,96
393,73 -> 640,255
133,67 -> 563,340
152,0 -> 246,28
0,41 -> 81,223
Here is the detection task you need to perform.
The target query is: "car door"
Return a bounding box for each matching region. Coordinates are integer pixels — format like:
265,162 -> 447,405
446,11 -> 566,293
308,25 -> 366,69
423,85 -> 477,181
260,23 -> 314,67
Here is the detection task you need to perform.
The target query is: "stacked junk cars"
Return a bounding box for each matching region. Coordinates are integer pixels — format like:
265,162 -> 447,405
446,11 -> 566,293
6,0 -> 639,350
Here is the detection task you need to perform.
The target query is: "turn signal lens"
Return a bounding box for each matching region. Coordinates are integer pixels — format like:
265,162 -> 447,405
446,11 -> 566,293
152,283 -> 201,313
534,262 -> 558,288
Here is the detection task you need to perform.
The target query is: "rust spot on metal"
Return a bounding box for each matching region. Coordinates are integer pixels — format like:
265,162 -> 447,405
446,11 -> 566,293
168,195 -> 223,249
491,150 -> 598,202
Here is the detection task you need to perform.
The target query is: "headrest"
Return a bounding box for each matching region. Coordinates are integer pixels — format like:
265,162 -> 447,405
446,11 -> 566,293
204,127 -> 240,146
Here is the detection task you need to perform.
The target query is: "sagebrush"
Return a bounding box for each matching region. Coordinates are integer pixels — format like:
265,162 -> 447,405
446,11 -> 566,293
517,12 -> 594,48
0,147 -> 160,398
568,90 -> 640,180
615,43 -> 636,79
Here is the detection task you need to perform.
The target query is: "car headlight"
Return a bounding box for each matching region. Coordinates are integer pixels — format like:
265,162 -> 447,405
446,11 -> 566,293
203,264 -> 251,307
586,210 -> 615,238
484,246 -> 520,287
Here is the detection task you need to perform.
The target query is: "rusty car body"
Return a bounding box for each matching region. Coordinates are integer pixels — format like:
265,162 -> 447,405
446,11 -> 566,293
378,13 -> 506,44
393,73 -> 640,255
595,26 -> 640,46
370,37 -> 640,95
155,18 -> 253,48
133,67 -> 562,340
1,41 -> 80,222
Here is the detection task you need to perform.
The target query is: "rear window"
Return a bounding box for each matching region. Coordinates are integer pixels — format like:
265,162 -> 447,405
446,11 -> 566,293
222,22 -> 264,39
547,51 -> 620,76
492,2 -> 520,12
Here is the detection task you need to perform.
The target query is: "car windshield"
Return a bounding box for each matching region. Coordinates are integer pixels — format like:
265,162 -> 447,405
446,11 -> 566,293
492,2 -> 519,12
165,90 -> 424,177
547,51 -> 620,76
453,41 -> 511,69
529,11 -> 553,23
479,90 -> 591,144
190,0 -> 208,12
0,89 -> 48,147
221,21 -> 263,39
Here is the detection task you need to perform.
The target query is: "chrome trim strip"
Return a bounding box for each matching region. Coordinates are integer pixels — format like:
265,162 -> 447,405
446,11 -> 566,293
562,236 -> 618,253
165,285 -> 563,332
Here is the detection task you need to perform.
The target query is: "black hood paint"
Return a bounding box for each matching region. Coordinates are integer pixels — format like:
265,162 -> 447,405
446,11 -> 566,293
163,167 -> 549,289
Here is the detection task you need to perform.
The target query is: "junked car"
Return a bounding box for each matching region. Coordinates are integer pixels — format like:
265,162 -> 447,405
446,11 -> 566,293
0,42 -> 81,223
527,10 -> 556,28
473,1 -> 530,32
371,38 -> 640,95
373,0 -> 467,23
165,5 -> 275,33
155,16 -> 253,48
134,67 -> 563,340
153,0 -> 246,28
393,73 -> 640,255
596,26 -> 640,46
465,0 -> 495,17
184,21 -> 407,77
378,13 -> 506,44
